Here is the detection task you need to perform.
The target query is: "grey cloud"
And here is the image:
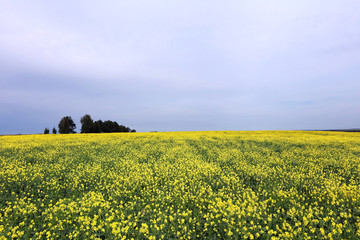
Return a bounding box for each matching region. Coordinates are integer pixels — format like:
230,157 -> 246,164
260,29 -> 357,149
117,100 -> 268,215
1,0 -> 360,134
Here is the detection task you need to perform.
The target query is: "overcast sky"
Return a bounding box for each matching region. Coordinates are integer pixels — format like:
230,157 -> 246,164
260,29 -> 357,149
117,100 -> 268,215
1,0 -> 360,134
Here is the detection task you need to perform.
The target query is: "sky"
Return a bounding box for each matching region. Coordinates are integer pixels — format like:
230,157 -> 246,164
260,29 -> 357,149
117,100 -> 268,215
1,0 -> 360,134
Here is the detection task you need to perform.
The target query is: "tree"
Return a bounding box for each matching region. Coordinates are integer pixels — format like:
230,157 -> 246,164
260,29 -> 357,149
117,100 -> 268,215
99,120 -> 132,133
119,125 -> 131,132
52,127 -> 57,134
78,117 -> 135,133
58,116 -> 76,134
101,120 -> 118,133
80,114 -> 94,133
93,120 -> 102,133
44,128 -> 50,134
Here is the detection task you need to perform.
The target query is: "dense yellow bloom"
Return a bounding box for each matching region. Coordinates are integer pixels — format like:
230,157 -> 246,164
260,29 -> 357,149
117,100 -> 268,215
0,131 -> 360,239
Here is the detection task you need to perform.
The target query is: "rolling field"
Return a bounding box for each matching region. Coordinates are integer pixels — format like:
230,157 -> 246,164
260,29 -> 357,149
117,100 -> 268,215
1,131 -> 360,239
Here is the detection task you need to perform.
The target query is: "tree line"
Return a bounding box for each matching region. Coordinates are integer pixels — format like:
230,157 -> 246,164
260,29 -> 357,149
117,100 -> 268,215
44,114 -> 136,134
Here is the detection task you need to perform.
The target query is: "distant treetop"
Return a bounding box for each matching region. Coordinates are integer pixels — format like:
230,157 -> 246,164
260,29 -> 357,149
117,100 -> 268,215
58,116 -> 76,134
80,114 -> 135,133
54,114 -> 135,134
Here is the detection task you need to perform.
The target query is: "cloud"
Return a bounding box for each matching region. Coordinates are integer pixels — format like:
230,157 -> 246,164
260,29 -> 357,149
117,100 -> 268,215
1,0 -> 360,133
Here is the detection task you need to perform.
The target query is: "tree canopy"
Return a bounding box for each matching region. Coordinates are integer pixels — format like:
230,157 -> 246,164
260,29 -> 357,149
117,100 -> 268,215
80,114 -> 94,133
58,116 -> 76,134
79,114 -> 135,133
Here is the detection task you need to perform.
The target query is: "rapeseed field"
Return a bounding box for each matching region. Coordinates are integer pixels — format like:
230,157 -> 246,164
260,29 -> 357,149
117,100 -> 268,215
0,131 -> 360,239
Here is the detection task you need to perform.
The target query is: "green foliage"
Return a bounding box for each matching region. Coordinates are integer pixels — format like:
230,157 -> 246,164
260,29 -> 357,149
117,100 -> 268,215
43,128 -> 49,134
92,120 -> 102,133
80,114 -> 94,133
80,115 -> 134,133
58,116 -> 76,134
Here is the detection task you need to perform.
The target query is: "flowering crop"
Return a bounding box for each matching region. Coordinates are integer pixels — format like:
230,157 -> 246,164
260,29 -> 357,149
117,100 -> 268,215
0,131 -> 360,239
